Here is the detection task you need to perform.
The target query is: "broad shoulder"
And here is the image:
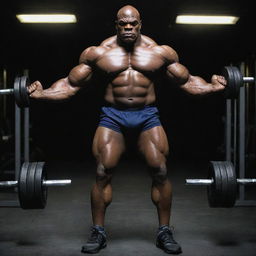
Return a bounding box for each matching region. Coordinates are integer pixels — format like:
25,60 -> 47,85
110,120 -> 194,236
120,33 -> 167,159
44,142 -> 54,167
100,35 -> 118,48
79,36 -> 117,64
152,45 -> 179,63
139,35 -> 178,63
140,35 -> 158,47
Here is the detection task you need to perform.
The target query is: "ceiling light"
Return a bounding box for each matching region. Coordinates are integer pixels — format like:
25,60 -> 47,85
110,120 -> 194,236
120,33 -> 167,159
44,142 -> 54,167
175,15 -> 239,25
16,14 -> 77,23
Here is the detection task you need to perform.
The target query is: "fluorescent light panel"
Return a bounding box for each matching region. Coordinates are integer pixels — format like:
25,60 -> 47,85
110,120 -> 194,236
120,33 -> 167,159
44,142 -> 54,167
16,14 -> 77,23
176,15 -> 239,24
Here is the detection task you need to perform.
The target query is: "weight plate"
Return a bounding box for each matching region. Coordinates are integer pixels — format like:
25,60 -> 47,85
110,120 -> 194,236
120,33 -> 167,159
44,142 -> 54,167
232,66 -> 243,99
18,162 -> 30,209
207,161 -> 222,207
18,162 -> 48,209
217,161 -> 228,207
19,76 -> 30,108
223,66 -> 238,99
207,161 -> 237,208
26,162 -> 38,208
223,161 -> 237,207
34,162 -> 47,209
14,76 -> 23,107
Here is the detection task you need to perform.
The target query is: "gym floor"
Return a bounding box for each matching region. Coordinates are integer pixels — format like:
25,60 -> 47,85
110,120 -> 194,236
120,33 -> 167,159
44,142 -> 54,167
0,158 -> 256,256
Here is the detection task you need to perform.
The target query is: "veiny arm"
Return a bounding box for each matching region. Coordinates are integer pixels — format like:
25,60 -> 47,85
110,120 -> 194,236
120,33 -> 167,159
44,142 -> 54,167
162,45 -> 226,96
28,46 -> 95,101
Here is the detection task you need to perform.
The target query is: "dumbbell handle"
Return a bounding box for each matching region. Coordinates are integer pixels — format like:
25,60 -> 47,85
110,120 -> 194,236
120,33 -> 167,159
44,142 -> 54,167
43,179 -> 72,186
0,88 -> 14,95
0,179 -> 72,188
186,178 -> 256,185
243,77 -> 254,83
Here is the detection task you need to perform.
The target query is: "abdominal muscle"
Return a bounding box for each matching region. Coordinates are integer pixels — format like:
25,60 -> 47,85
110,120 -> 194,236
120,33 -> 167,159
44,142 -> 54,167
104,69 -> 156,108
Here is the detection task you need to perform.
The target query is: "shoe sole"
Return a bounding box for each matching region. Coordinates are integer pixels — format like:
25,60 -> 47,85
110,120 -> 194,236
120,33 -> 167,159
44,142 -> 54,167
81,243 -> 107,254
156,242 -> 182,254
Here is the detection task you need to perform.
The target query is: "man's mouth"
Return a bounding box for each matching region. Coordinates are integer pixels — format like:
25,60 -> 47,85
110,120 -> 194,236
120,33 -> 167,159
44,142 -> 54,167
123,33 -> 134,37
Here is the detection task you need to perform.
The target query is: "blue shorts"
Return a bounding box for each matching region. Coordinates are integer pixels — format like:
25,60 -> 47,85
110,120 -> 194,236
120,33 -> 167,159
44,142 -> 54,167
98,105 -> 162,133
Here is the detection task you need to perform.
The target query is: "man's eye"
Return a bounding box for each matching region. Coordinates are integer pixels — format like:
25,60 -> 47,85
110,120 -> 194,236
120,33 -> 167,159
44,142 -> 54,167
131,21 -> 138,26
119,21 -> 125,26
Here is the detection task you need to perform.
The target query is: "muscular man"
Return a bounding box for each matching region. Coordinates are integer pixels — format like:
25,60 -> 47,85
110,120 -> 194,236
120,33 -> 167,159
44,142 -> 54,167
28,5 -> 226,254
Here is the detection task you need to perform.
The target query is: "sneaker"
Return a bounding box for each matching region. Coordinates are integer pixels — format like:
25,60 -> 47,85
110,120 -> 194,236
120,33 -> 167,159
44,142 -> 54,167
156,226 -> 182,254
81,225 -> 107,254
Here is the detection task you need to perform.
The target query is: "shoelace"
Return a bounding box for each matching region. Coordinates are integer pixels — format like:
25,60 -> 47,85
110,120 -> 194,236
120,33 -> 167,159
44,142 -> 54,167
88,228 -> 105,243
158,229 -> 177,244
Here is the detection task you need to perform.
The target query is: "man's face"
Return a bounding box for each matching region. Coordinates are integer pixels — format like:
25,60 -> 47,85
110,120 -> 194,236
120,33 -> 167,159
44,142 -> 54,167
116,16 -> 141,44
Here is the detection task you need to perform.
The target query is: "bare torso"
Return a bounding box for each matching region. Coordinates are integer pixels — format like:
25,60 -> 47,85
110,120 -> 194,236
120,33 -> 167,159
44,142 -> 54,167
87,35 -> 170,108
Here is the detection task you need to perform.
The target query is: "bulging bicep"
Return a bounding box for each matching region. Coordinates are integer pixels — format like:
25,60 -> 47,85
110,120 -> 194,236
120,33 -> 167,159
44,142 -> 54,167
68,63 -> 93,87
166,62 -> 190,85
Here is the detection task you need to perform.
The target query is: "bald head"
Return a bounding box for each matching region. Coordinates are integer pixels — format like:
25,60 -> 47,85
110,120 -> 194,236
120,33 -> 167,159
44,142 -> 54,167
117,5 -> 141,20
116,5 -> 142,46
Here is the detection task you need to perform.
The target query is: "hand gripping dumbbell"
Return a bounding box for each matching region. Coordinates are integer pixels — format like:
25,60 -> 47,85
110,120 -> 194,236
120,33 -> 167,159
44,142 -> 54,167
223,66 -> 255,99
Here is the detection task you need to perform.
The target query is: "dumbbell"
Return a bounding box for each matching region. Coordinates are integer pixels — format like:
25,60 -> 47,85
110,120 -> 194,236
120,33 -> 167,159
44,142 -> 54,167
0,76 -> 30,108
223,66 -> 255,99
0,162 -> 71,209
186,161 -> 256,208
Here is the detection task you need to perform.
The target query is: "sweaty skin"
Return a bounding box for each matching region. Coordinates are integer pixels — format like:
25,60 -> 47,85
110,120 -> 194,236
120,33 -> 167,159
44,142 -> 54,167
28,5 -> 226,232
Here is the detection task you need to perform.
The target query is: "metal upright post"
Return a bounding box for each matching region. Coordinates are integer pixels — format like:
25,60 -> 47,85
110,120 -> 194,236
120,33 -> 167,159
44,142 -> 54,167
15,102 -> 21,182
235,62 -> 256,206
23,69 -> 30,162
225,99 -> 232,161
3,69 -> 7,119
0,82 -> 20,207
233,100 -> 237,169
238,64 -> 246,202
24,108 -> 29,162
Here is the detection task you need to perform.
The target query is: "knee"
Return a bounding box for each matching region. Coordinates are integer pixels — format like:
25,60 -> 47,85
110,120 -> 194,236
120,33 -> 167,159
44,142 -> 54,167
149,163 -> 168,184
96,162 -> 115,182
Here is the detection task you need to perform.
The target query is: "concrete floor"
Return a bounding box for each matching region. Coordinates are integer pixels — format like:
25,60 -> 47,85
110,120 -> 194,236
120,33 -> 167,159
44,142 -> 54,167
0,158 -> 256,256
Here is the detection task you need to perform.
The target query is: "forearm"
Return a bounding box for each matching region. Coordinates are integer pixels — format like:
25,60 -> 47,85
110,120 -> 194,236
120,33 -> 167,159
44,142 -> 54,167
180,75 -> 224,96
30,77 -> 80,101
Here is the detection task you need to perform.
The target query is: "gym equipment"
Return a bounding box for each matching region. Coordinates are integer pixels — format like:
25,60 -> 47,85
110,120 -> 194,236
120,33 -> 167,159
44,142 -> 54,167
223,66 -> 254,99
186,161 -> 256,208
0,76 -> 30,108
0,162 -> 71,209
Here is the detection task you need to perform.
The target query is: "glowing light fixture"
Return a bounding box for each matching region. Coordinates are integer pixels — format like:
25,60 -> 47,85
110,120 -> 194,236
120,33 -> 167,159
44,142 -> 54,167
175,15 -> 239,25
16,14 -> 77,23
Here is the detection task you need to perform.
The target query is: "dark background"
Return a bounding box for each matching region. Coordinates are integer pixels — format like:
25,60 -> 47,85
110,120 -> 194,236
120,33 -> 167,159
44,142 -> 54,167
1,0 -> 255,161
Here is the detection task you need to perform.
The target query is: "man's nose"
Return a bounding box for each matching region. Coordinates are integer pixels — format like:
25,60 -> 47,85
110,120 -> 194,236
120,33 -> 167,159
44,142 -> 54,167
124,24 -> 132,30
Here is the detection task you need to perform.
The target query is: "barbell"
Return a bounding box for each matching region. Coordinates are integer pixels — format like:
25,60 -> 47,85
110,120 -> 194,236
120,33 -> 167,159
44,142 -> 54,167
222,66 -> 255,99
186,161 -> 256,208
0,76 -> 30,108
0,161 -> 71,209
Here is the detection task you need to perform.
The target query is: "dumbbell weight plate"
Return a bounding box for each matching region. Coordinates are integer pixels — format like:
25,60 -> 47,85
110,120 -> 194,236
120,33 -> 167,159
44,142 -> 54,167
207,161 -> 237,207
19,76 -> 30,108
223,66 -> 243,99
207,161 -> 222,207
13,76 -> 30,108
26,162 -> 39,208
18,162 -> 29,208
18,162 -> 47,209
14,76 -> 23,107
34,162 -> 47,209
232,66 -> 243,97
223,161 -> 237,207
218,161 -> 229,206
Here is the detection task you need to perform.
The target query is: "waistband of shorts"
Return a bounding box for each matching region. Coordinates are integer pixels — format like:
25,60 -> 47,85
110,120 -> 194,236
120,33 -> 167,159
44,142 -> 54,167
102,103 -> 157,111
